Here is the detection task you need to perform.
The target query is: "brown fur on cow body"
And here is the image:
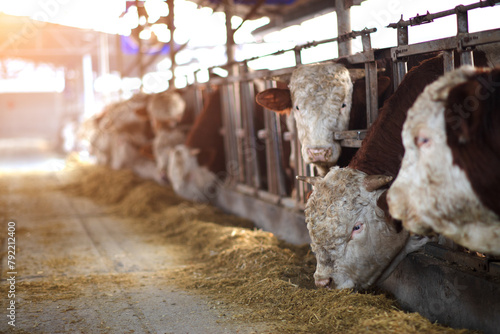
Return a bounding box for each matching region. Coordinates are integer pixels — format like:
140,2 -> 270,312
444,69 -> 500,217
303,55 -> 447,290
185,88 -> 226,175
349,55 -> 445,178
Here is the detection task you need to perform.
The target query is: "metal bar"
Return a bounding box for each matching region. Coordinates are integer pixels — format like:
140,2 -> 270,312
341,139 -> 363,148
457,9 -> 474,65
336,0 -> 352,56
294,48 -> 302,66
334,130 -> 367,140
233,0 -> 266,33
461,28 -> 500,48
442,50 -> 455,73
395,23 -> 408,87
295,129 -> 311,207
387,0 -> 500,28
392,36 -> 459,60
361,32 -> 378,127
274,113 -> 288,197
206,28 -> 377,73
231,80 -> 246,184
263,80 -> 278,195
239,68 -> 261,189
223,0 -> 236,76
220,84 -> 239,185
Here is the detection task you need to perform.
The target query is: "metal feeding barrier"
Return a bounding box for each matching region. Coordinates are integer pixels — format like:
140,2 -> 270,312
182,0 -> 500,212
389,0 -> 500,86
175,2 -> 500,330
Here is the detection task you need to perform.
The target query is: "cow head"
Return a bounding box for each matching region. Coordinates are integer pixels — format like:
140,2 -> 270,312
153,129 -> 186,182
387,66 -> 500,254
256,63 -> 390,175
300,167 -> 407,290
167,144 -> 201,185
167,144 -> 218,203
148,91 -> 186,132
257,64 -> 357,174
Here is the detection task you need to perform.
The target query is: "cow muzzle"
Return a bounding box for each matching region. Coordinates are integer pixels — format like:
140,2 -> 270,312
314,277 -> 333,289
306,146 -> 334,163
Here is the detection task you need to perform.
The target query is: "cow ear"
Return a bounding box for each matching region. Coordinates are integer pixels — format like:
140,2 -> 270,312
363,174 -> 393,192
296,175 -> 322,186
256,88 -> 292,114
377,190 -> 403,233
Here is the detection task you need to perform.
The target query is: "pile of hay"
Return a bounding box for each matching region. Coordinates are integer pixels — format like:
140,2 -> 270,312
58,163 -> 475,334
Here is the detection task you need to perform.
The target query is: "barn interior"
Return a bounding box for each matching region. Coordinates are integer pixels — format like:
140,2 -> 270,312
1,1 -> 499,333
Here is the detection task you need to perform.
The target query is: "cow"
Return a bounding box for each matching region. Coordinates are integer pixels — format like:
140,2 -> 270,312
82,94 -> 152,167
153,128 -> 186,182
297,55 -> 445,290
387,66 -> 500,255
167,144 -> 218,203
80,92 -> 173,183
167,87 -> 225,202
256,62 -> 391,175
147,90 -> 186,133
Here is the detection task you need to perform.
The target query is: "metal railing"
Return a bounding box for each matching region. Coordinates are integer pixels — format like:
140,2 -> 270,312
182,0 -> 500,211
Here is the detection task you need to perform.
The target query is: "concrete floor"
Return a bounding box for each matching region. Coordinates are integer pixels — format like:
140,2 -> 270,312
0,138 -> 271,334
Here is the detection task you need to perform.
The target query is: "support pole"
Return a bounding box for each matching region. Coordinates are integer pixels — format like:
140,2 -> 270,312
223,0 -> 236,76
336,0 -> 352,56
167,0 -> 176,88
135,0 -> 144,85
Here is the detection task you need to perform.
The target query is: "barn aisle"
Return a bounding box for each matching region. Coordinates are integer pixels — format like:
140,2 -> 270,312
0,140 -> 270,334
0,139 -> 478,334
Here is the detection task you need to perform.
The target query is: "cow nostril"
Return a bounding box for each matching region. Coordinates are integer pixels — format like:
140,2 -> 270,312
315,277 -> 333,289
307,147 -> 333,163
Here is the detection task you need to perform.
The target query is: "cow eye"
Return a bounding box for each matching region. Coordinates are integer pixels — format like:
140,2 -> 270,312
415,136 -> 430,148
351,223 -> 364,239
341,103 -> 346,108
295,105 -> 299,110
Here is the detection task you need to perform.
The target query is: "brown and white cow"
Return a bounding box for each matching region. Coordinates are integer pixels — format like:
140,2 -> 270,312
153,128 -> 186,182
256,62 -> 391,175
167,88 -> 225,202
298,55 -> 445,290
167,144 -> 218,203
387,66 -> 500,255
147,90 -> 186,133
83,94 -> 153,167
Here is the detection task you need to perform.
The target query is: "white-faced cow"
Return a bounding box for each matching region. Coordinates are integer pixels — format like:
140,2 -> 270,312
167,144 -> 218,203
256,62 -> 391,175
167,88 -> 225,203
147,90 -> 186,133
82,94 -> 152,167
388,66 -> 500,255
153,128 -> 186,182
298,55 -> 445,290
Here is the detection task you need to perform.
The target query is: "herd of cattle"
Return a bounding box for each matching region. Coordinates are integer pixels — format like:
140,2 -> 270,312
80,50 -> 499,291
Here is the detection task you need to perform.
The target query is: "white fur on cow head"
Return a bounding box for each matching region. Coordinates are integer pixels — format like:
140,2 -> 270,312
388,66 -> 500,254
289,63 -> 353,174
147,91 -> 186,131
305,167 -> 408,290
153,129 -> 186,181
167,144 -> 217,203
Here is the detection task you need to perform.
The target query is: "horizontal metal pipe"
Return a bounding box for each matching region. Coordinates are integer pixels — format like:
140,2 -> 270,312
387,0 -> 500,28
